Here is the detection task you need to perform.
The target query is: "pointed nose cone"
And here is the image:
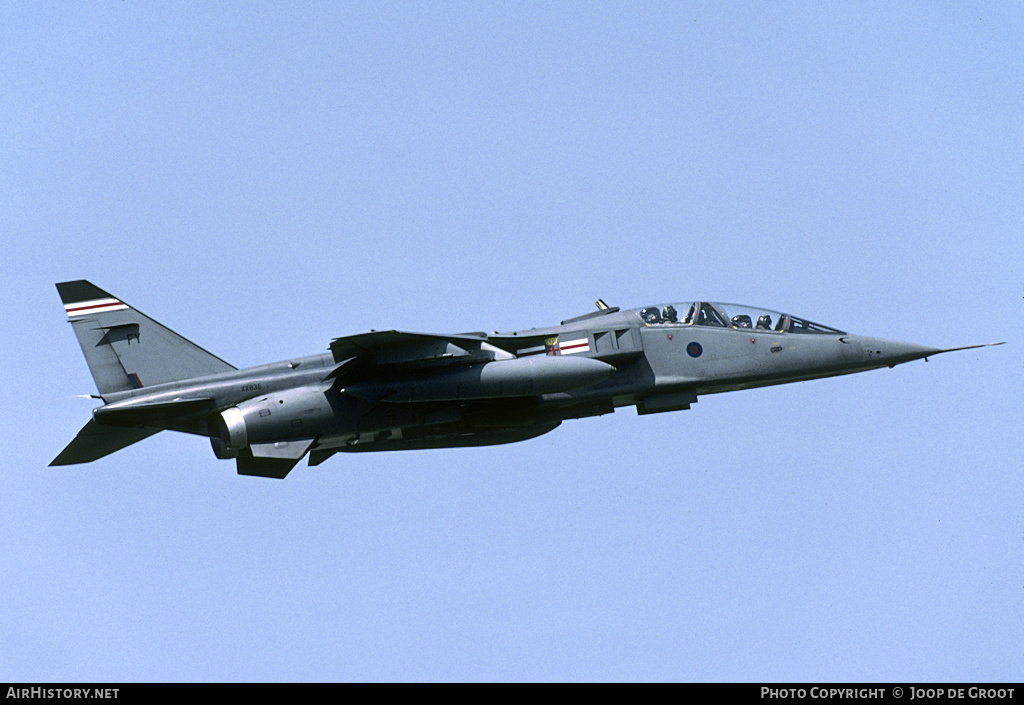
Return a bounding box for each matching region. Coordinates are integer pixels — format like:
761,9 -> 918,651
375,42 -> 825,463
854,336 -> 943,367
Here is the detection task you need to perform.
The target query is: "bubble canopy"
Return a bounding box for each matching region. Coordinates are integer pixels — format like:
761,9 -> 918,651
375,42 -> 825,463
632,302 -> 847,335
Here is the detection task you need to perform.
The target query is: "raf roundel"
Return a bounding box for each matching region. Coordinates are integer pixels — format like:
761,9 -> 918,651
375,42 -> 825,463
686,342 -> 703,358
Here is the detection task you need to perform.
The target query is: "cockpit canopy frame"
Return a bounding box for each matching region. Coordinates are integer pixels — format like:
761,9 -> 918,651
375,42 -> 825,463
634,302 -> 846,335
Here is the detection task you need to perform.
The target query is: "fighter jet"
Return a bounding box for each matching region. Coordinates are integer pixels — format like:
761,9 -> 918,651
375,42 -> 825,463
51,281 -> 1002,478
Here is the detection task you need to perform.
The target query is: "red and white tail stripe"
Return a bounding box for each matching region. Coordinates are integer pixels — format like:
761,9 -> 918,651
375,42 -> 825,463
64,297 -> 129,318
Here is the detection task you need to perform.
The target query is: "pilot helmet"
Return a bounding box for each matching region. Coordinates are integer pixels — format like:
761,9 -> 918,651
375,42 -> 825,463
640,307 -> 661,323
661,305 -> 678,322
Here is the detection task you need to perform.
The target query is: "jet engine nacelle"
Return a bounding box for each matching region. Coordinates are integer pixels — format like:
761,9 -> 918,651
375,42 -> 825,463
210,406 -> 248,459
209,386 -> 337,460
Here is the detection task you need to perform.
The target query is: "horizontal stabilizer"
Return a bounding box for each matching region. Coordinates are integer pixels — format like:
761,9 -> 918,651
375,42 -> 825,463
50,419 -> 160,466
93,397 -> 217,427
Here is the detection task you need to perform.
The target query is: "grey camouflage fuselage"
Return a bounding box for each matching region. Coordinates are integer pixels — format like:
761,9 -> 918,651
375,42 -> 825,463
53,282 -> 1001,478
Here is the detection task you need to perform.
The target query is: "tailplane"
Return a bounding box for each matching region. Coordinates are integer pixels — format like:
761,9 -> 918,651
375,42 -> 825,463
56,280 -> 235,396
50,419 -> 160,466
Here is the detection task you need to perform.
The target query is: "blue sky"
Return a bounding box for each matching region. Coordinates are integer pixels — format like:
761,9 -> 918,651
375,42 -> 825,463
2,2 -> 1021,681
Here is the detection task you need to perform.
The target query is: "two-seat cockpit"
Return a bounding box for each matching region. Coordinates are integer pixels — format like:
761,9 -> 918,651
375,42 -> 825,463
635,302 -> 846,335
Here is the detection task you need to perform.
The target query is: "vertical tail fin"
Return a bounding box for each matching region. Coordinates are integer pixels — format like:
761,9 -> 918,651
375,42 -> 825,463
56,280 -> 236,396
